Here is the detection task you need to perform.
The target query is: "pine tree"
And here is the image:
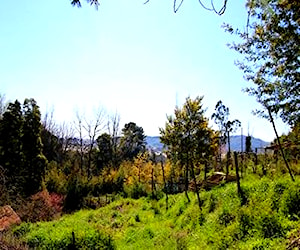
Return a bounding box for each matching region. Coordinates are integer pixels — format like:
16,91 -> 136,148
0,100 -> 25,193
0,99 -> 47,196
22,99 -> 47,196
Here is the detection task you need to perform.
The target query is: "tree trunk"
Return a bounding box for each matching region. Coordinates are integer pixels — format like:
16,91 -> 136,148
190,162 -> 201,210
226,131 -> 231,181
184,165 -> 190,202
160,159 -> 168,210
267,107 -> 294,181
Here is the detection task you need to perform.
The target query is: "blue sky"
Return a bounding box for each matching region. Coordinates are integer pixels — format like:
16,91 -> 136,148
0,0 -> 291,142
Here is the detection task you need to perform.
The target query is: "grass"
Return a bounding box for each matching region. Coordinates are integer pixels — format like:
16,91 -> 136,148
9,174 -> 300,249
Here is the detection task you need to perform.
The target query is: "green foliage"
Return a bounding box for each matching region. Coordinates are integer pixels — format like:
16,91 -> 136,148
120,122 -> 146,161
281,184 -> 300,220
211,100 -> 241,148
161,96 -> 217,166
226,0 -> 300,126
0,98 -> 47,197
63,172 -> 90,212
10,175 -> 300,249
125,182 -> 148,199
96,133 -> 113,170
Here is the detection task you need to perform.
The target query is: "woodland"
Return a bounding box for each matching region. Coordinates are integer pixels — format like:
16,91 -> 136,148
0,0 -> 299,249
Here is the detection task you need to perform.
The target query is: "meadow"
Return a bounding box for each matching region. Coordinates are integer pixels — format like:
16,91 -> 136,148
5,173 -> 300,249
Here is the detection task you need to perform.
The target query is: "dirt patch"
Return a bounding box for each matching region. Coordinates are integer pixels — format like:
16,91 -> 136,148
0,205 -> 21,232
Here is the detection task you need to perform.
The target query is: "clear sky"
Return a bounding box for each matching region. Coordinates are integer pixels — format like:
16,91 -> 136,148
0,0 -> 291,142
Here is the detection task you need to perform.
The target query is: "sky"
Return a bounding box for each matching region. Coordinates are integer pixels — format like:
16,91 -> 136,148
0,0 -> 291,142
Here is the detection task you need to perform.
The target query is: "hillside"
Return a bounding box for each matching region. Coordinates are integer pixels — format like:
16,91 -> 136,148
146,135 -> 269,153
11,175 -> 300,249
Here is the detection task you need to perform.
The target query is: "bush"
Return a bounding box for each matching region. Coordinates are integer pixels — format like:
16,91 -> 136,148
63,174 -> 89,212
44,162 -> 67,194
281,185 -> 300,220
125,183 -> 147,199
258,214 -> 285,238
17,190 -> 64,222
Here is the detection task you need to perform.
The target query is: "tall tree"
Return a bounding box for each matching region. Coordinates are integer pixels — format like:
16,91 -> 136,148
211,100 -> 241,179
120,122 -> 146,161
225,0 -> 299,180
0,100 -> 24,192
225,0 -> 299,126
211,100 -> 241,153
108,112 -> 121,168
96,133 -> 113,170
22,99 -> 47,195
0,99 -> 47,196
41,111 -> 63,163
160,96 -> 217,209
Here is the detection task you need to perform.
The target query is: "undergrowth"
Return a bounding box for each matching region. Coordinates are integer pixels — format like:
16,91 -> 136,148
9,174 -> 300,249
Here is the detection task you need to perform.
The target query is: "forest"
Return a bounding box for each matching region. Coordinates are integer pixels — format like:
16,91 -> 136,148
0,0 -> 299,249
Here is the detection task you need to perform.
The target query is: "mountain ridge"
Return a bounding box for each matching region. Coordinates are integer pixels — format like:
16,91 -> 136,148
146,135 -> 270,153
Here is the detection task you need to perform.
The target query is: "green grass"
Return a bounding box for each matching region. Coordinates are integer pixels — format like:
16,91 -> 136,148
12,174 -> 300,249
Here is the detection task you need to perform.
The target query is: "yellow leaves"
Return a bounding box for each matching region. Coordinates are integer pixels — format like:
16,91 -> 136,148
255,26 -> 264,37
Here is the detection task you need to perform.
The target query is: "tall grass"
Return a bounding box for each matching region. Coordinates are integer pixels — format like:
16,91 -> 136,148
10,174 -> 300,249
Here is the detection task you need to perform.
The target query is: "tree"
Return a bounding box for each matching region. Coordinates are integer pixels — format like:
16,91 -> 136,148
0,99 -> 47,196
74,108 -> 105,178
275,122 -> 300,162
22,99 -> 47,196
212,100 -> 241,153
225,0 -> 299,127
160,96 -> 217,209
83,108 -> 105,178
70,0 -> 228,14
225,0 -> 299,181
96,133 -> 113,170
41,110 -> 64,163
107,112 -> 121,168
211,100 -> 241,179
120,122 -> 146,161
245,135 -> 252,153
0,100 -> 25,192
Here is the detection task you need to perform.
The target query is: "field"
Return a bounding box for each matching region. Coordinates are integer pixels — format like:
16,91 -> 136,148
6,173 -> 300,249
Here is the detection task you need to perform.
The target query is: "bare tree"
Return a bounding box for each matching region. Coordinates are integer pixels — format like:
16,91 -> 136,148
75,110 -> 86,172
83,107 -> 106,178
42,108 -> 57,134
108,111 -> 121,168
58,121 -> 75,162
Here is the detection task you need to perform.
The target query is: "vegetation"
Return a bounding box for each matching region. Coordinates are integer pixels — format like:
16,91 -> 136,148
0,1 -> 299,248
3,174 -> 300,249
0,92 -> 299,249
226,0 -> 299,126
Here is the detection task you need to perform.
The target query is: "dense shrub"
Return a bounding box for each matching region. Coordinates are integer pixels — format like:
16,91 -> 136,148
63,174 -> 90,212
281,185 -> 300,220
125,183 -> 148,199
17,190 -> 64,222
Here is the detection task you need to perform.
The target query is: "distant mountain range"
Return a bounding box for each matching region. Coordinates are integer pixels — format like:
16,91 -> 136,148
146,135 -> 270,153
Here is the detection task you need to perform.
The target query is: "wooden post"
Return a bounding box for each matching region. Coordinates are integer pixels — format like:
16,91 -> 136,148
226,152 -> 230,181
234,152 -> 242,197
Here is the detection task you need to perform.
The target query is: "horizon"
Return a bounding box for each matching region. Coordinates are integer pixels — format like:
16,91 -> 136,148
0,0 -> 291,142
